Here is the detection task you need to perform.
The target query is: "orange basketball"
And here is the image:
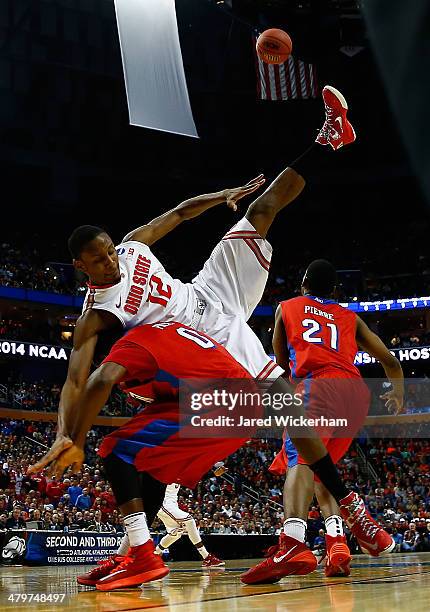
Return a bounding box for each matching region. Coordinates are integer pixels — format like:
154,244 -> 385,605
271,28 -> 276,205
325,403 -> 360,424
256,28 -> 292,65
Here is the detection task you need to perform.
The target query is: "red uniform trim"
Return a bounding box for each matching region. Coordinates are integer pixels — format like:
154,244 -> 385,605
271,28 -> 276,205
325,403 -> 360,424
160,505 -> 191,523
86,280 -> 120,290
223,231 -> 261,240
257,360 -> 277,380
244,238 -> 271,271
222,234 -> 270,271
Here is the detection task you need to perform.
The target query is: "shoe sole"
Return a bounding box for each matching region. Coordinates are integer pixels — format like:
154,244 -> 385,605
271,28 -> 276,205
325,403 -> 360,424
77,578 -> 99,586
203,563 -> 225,568
96,566 -> 170,591
325,549 -> 351,577
359,537 -> 396,557
325,561 -> 351,578
241,552 -> 317,585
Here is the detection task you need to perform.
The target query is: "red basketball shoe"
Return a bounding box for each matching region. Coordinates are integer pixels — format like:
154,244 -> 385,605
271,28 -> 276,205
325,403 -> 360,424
316,85 -> 356,150
202,553 -> 225,568
77,555 -> 126,586
240,534 -> 317,584
339,492 -> 395,557
96,540 -> 169,591
324,534 -> 351,577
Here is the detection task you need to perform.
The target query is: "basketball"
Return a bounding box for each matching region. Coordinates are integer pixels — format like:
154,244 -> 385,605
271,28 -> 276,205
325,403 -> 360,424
256,28 -> 293,65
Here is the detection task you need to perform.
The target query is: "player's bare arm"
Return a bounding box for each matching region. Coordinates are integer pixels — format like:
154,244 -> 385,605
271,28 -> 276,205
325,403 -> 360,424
72,362 -> 126,449
272,304 -> 291,373
57,309 -> 121,435
43,362 -> 126,479
122,175 -> 266,245
27,309 -> 119,474
356,316 -> 404,414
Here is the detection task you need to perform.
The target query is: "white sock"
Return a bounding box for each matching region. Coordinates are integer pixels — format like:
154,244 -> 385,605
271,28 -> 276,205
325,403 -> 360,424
325,515 -> 344,537
124,512 -> 150,547
196,544 -> 209,559
117,533 -> 130,556
283,518 -> 307,543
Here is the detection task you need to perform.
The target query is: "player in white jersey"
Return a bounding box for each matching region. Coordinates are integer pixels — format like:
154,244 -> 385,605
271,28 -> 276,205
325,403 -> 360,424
50,169 -> 304,445
154,484 -> 224,567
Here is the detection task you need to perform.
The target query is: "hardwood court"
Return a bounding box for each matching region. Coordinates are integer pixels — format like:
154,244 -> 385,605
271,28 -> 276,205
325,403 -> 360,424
1,553 -> 430,611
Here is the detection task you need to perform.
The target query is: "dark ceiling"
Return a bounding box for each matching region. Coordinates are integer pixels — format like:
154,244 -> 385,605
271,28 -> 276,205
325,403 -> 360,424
0,0 -> 427,270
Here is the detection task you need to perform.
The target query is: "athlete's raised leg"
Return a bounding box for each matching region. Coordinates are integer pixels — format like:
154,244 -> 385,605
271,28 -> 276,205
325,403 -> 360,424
245,168 -> 305,239
245,84 -> 357,238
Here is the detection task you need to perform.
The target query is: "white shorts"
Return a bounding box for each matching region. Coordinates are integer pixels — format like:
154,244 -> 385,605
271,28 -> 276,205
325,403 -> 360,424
157,502 -> 191,529
192,217 -> 284,380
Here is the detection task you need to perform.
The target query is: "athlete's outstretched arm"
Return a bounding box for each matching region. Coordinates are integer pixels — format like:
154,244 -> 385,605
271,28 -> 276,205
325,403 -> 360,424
72,362 -> 126,449
29,361 -> 126,478
27,309 -> 117,474
272,305 -> 290,374
122,175 -> 266,246
356,316 -> 404,413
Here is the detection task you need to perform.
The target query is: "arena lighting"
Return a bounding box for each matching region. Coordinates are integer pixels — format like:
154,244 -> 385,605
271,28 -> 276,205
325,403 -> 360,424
340,296 -> 430,312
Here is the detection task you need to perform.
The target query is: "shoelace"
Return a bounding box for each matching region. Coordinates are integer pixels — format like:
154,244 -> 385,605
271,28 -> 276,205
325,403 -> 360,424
346,497 -> 380,538
319,104 -> 340,139
355,513 -> 380,539
263,544 -> 279,558
114,554 -> 136,572
90,557 -> 118,577
346,496 -> 365,519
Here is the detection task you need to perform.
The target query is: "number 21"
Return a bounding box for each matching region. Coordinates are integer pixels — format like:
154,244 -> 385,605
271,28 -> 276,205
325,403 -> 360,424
302,318 -> 338,350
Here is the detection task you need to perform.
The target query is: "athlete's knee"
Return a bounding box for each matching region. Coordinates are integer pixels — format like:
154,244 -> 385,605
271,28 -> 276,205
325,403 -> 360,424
262,168 -> 306,206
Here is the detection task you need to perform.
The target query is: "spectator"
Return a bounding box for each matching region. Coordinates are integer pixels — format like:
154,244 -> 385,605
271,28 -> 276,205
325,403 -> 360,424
402,523 -> 419,552
313,529 -> 326,554
46,477 -> 63,506
6,507 -> 26,529
0,513 -> 8,530
75,488 -> 92,511
68,479 -> 82,506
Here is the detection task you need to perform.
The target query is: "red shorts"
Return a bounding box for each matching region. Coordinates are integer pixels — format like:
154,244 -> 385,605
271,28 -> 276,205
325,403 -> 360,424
98,401 -> 247,489
270,372 -> 370,479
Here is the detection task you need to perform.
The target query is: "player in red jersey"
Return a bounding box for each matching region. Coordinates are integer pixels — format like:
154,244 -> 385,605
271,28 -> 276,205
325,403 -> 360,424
71,321 -> 253,590
241,260 -> 404,585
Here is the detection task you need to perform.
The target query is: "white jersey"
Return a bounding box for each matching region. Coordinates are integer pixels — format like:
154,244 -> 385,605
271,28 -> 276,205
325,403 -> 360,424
82,241 -> 196,329
81,220 -> 284,381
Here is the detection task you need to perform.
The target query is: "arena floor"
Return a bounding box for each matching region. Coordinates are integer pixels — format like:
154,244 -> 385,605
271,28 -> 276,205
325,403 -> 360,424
1,553 -> 430,611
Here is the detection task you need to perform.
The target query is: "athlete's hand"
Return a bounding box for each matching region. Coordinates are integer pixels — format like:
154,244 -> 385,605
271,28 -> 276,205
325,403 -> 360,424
46,444 -> 85,479
27,433 -> 73,475
380,390 -> 404,415
223,174 -> 266,211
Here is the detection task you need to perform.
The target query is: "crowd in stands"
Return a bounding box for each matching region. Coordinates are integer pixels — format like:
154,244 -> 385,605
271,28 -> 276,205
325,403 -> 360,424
0,382 -> 130,417
1,236 -> 429,305
0,317 -> 68,346
357,432 -> 430,552
1,372 -> 429,420
0,242 -> 76,295
1,418 -> 430,553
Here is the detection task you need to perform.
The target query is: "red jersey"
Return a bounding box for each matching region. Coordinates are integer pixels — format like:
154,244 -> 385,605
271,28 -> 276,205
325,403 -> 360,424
99,322 -> 254,488
280,295 -> 359,380
103,321 -> 251,397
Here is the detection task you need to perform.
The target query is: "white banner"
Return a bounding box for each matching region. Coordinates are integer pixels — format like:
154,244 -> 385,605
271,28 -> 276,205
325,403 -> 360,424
114,0 -> 198,137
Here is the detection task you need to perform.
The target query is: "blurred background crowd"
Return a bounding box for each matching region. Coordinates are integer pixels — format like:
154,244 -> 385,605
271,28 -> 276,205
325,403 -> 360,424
1,419 -> 430,555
